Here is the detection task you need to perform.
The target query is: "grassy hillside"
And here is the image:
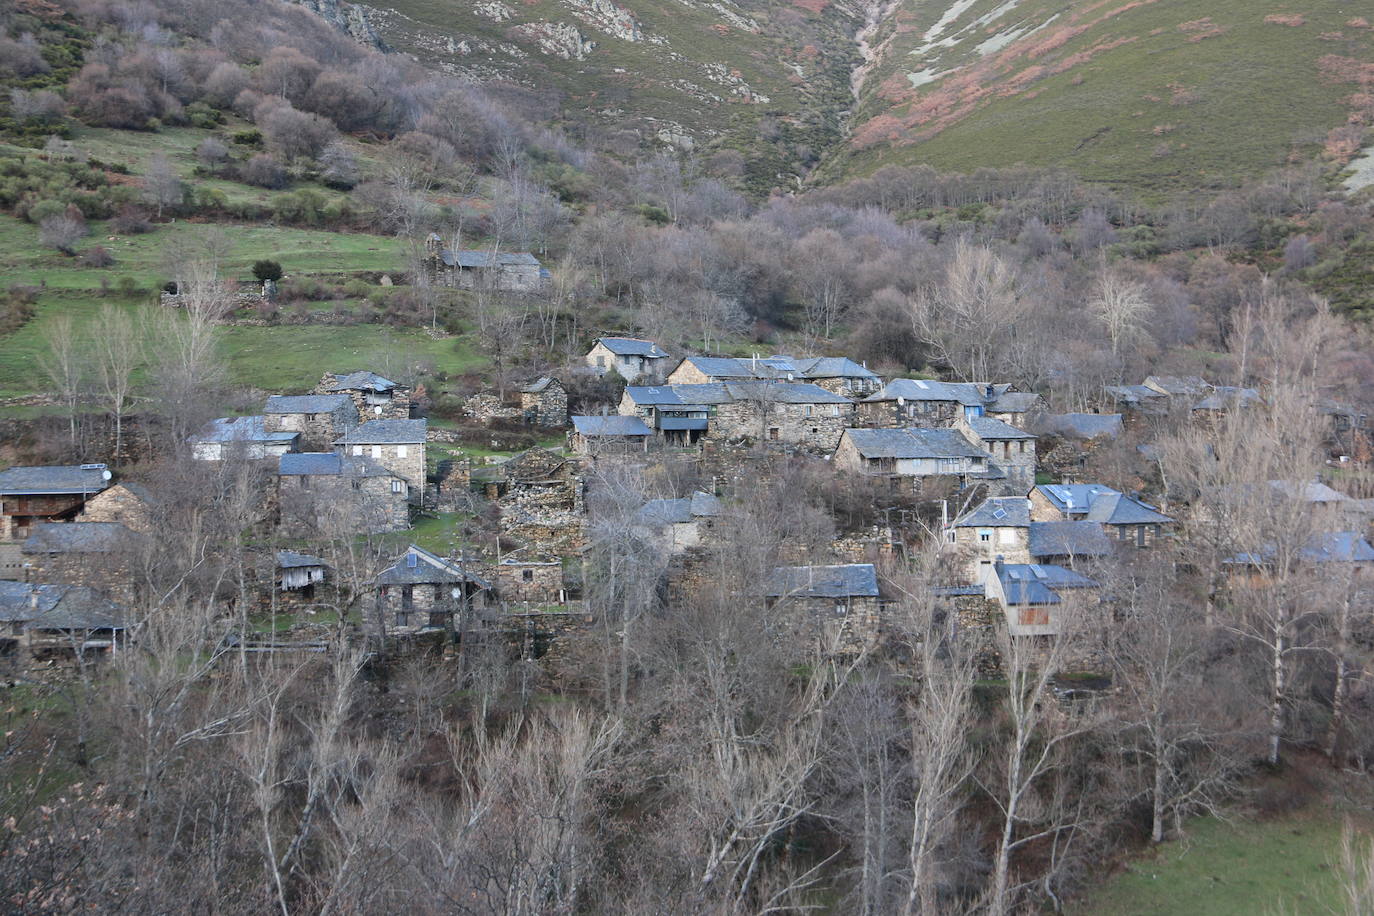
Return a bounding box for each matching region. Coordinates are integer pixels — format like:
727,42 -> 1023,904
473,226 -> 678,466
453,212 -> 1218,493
828,0 -> 1374,193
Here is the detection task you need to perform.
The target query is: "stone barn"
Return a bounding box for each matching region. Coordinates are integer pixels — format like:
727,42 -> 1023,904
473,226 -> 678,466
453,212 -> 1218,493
520,377 -> 569,428
264,394 -> 359,451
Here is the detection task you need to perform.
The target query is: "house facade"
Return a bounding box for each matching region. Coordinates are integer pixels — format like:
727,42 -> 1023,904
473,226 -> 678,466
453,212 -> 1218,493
620,382 -> 854,451
0,465 -> 112,542
956,415 -> 1037,493
667,355 -> 881,398
833,427 -> 991,486
191,416 -> 299,461
979,558 -> 1099,637
585,337 -> 670,381
277,452 -> 410,533
264,394 -> 359,451
333,419 -> 427,498
371,545 -> 492,637
520,377 -> 569,428
764,563 -> 887,652
1030,483 -> 1172,547
424,235 -> 546,291
316,371 -> 412,420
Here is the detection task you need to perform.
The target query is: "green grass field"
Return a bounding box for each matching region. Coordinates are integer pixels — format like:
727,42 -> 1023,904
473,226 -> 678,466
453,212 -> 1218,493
832,0 -> 1372,193
1072,813 -> 1358,915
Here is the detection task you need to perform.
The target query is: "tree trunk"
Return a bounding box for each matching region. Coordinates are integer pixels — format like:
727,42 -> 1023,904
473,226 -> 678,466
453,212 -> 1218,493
1268,626 -> 1287,767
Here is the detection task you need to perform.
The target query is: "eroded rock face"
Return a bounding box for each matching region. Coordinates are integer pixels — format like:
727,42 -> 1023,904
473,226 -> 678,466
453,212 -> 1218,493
561,0 -> 642,42
290,0 -> 385,47
509,21 -> 597,60
474,0 -> 514,22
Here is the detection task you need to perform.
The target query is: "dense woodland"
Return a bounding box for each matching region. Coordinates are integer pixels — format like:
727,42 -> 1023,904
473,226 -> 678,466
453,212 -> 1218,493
4,0 -> 1374,912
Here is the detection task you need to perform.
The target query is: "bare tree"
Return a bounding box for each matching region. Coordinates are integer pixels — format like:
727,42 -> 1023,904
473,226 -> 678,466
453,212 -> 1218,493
36,313 -> 86,449
143,152 -> 184,219
1089,267 -> 1152,361
911,239 -> 1028,383
91,305 -> 141,459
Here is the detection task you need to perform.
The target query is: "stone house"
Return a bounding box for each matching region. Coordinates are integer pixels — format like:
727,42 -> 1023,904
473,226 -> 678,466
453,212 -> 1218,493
1191,387 -> 1262,424
948,498 -> 1114,580
21,522 -> 141,603
620,382 -> 854,451
833,427 -> 991,487
1030,483 -> 1172,548
979,558 -> 1099,637
636,491 -> 722,553
0,581 -> 124,660
986,390 -> 1045,427
570,415 -> 652,456
371,545 -> 492,637
764,563 -> 887,653
264,394 -> 360,451
956,415 -> 1037,493
316,371 -> 412,420
1223,531 -> 1374,587
585,337 -> 671,381
277,452 -> 410,533
191,416 -> 299,461
424,235 -> 547,291
334,419 -> 427,499
0,465 -> 112,542
79,482 -> 154,533
1104,384 -> 1169,416
855,379 -> 1018,428
495,558 -> 565,606
668,355 -> 881,398
520,377 -> 569,428
1143,375 -> 1210,400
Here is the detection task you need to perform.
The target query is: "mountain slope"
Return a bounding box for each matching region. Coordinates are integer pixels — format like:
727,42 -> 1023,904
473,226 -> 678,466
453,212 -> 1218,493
827,0 -> 1374,191
361,0 -> 865,187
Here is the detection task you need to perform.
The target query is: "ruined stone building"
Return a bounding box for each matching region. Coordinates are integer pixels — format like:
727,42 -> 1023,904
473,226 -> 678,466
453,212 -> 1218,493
494,558 -> 565,607
520,377 -> 569,428
316,371 -> 412,420
423,235 -> 547,291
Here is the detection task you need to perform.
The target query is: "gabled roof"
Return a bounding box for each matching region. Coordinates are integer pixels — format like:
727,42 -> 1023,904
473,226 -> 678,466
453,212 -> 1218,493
637,491 -> 722,525
265,394 -> 354,415
1034,484 -> 1172,525
1105,384 -> 1167,405
965,416 -> 1037,441
1144,375 -> 1210,397
790,357 -> 880,380
988,391 -> 1042,414
1036,483 -> 1121,514
864,378 -> 988,406
277,550 -> 328,569
375,545 -> 491,588
1193,387 -> 1262,412
723,381 -> 852,404
571,415 -> 653,437
955,497 -> 1031,528
1042,413 -> 1123,440
23,521 -> 135,554
335,419 -> 427,445
193,416 -> 299,445
0,464 -> 111,496
1226,531 -> 1374,566
844,427 -> 989,461
997,563 -> 1098,605
596,337 -> 669,358
765,564 -> 880,599
679,354 -> 878,382
0,581 -> 125,630
441,249 -> 542,269
521,376 -> 561,394
625,384 -> 734,406
1028,521 -> 1113,558
326,370 -> 397,392
1268,479 -> 1348,504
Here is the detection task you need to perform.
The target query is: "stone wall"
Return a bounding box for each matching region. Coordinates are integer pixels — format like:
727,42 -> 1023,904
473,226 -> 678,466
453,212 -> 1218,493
708,400 -> 852,452
854,400 -> 961,429
495,560 -> 564,605
521,384 -> 568,428
340,442 -> 425,492
265,406 -> 356,452
78,485 -> 151,532
278,474 -> 410,534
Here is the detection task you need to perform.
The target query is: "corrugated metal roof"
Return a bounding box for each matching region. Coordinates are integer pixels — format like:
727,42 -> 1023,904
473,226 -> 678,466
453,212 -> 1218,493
571,416 -> 652,437
264,394 -> 353,415
765,564 -> 880,599
335,419 -> 427,445
844,427 -> 989,460
0,465 -> 111,495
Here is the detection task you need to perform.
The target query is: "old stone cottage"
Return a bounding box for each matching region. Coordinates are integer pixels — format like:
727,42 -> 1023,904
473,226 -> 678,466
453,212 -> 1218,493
0,465 -> 112,542
955,415 -> 1037,494
520,377 -> 569,428
334,419 -> 427,499
668,355 -> 881,398
371,545 -> 492,637
764,563 -> 887,652
277,452 -> 410,534
424,235 -> 547,291
585,337 -> 671,382
316,371 -> 412,420
1030,483 -> 1173,548
833,427 -> 991,488
191,416 -> 299,461
264,394 -> 359,451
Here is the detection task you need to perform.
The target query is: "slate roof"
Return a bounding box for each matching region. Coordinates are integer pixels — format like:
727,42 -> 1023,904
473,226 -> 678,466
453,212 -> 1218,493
765,564 -> 880,599
625,382 -> 850,407
679,355 -> 878,382
1268,479 -> 1349,504
335,419 -> 427,445
521,376 -> 560,394
1193,387 -> 1262,412
1042,413 -> 1123,440
997,563 -> 1098,605
0,465 -> 111,495
440,250 -> 542,269
790,357 -> 880,380
965,416 -> 1037,441
1105,384 -> 1167,406
844,427 -> 989,460
955,497 -> 1032,528
375,545 -> 491,588
194,416 -> 299,445
1034,484 -> 1172,525
1028,521 -> 1113,558
264,394 -> 353,415
864,378 -> 988,406
278,550 -> 328,569
1226,531 -> 1374,566
988,391 -> 1041,414
625,384 -> 734,406
0,581 -> 124,630
1144,375 -> 1209,397
597,337 -> 669,358
327,370 -> 397,392
571,416 -> 653,437
277,453 -> 397,478
22,521 -> 135,554
637,491 -> 722,525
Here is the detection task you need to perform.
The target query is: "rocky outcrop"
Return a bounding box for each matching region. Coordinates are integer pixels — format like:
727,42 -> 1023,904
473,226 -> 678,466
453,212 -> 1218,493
562,0 -> 642,42
510,21 -> 596,60
290,0 -> 385,48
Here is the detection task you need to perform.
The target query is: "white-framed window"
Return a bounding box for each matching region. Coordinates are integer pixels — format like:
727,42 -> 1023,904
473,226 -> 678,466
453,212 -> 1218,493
397,445 -> 408,458
804,405 -> 813,417
979,529 -> 992,543
352,445 -> 363,456
391,480 -> 405,494
999,528 -> 1017,545
829,404 -> 840,417
371,445 -> 382,459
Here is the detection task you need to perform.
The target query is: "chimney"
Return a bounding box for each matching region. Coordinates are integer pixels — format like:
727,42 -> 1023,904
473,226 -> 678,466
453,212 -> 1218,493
28,587 -> 38,611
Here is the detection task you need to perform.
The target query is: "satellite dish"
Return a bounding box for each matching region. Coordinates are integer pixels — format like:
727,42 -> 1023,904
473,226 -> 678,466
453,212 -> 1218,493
102,469 -> 113,481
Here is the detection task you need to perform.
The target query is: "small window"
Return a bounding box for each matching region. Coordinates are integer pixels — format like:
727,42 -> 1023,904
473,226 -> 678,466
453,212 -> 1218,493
999,528 -> 1017,545
522,569 -> 534,582
391,480 -> 405,494
397,445 -> 408,458
371,445 -> 382,459
300,476 -> 310,490
596,356 -> 605,368
396,611 -> 409,627
352,445 -> 363,456
769,427 -> 780,440
829,405 -> 840,417
351,480 -> 362,491
804,405 -> 813,418
833,603 -> 847,616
